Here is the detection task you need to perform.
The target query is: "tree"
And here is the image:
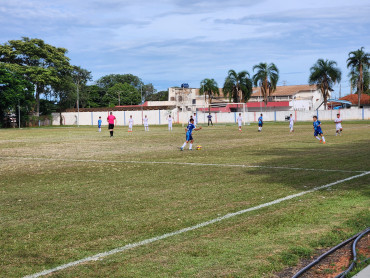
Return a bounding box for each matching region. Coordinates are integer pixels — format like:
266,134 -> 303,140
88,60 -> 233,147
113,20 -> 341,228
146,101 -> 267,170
104,83 -> 141,106
0,67 -> 34,127
72,66 -> 92,109
252,63 -> 279,106
223,70 -> 252,104
0,37 -> 73,116
349,66 -> 370,95
347,47 -> 370,107
145,90 -> 168,101
308,59 -> 341,110
96,74 -> 141,91
199,78 -> 219,113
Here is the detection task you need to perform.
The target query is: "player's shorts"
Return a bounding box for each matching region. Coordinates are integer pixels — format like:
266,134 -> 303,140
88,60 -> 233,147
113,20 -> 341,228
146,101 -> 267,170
186,133 -> 193,141
336,124 -> 342,130
314,128 -> 323,136
108,124 -> 114,130
258,123 -> 263,127
289,124 -> 293,129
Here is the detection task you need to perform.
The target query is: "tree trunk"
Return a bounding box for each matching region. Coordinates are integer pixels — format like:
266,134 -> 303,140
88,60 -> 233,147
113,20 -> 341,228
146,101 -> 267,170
359,64 -> 363,108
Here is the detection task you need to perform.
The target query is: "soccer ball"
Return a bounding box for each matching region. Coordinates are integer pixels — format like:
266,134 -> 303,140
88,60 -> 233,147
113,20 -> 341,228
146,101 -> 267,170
196,145 -> 202,150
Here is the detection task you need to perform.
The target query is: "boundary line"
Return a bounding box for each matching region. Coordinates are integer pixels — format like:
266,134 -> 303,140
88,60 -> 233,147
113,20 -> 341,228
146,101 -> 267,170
24,171 -> 370,278
0,156 -> 366,173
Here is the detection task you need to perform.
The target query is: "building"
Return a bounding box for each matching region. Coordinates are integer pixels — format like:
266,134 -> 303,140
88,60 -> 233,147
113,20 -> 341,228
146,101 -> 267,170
154,84 -> 326,112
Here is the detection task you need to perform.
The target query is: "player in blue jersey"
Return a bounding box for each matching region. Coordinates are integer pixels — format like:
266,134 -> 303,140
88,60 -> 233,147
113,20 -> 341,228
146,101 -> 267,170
313,116 -> 326,144
98,116 -> 102,132
258,113 -> 263,132
180,119 -> 202,151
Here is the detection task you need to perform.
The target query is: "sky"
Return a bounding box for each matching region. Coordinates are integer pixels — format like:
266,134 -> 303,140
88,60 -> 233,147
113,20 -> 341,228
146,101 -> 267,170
1,0 -> 370,98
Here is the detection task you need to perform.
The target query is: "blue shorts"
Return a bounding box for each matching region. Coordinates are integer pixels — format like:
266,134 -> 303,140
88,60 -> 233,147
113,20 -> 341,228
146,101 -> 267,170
314,129 -> 323,136
186,133 -> 193,141
258,123 -> 263,127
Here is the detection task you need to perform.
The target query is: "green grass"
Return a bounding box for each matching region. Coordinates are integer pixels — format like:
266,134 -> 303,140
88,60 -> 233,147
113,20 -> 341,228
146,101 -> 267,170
0,121 -> 369,277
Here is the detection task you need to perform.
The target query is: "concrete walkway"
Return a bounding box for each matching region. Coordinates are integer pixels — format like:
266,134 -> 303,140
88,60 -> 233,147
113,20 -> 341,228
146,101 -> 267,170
352,264 -> 370,278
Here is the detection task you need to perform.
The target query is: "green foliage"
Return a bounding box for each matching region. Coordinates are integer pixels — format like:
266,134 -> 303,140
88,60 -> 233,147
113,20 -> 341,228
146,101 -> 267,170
252,63 -> 279,105
199,78 -> 219,111
308,59 -> 341,109
347,47 -> 370,104
223,70 -> 252,103
0,67 -> 34,127
104,83 -> 141,106
96,74 -> 142,91
0,37 -> 73,115
145,90 -> 168,101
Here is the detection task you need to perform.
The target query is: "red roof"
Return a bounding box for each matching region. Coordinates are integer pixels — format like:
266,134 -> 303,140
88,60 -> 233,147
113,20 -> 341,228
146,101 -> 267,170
339,94 -> 370,105
198,102 -> 290,112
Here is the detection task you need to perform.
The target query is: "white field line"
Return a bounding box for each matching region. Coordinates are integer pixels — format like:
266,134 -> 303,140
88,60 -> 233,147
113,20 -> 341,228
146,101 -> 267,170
0,156 -> 367,173
24,171 -> 370,278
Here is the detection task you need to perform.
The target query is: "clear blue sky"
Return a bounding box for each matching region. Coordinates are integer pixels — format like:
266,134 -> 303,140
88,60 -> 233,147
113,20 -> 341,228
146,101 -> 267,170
1,0 -> 370,98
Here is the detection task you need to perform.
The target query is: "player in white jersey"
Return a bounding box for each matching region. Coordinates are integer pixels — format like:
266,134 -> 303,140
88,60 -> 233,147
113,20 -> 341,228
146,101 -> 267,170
237,113 -> 243,132
289,113 -> 294,132
334,113 -> 343,136
128,115 -> 133,132
143,115 -> 149,131
193,113 -> 197,127
167,115 -> 173,131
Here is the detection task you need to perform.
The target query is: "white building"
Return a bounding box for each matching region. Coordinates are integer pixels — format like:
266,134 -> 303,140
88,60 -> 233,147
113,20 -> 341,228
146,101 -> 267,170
146,85 -> 327,112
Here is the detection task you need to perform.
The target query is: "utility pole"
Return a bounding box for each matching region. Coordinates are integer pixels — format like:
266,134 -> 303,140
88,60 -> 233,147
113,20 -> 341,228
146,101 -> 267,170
18,99 -> 20,129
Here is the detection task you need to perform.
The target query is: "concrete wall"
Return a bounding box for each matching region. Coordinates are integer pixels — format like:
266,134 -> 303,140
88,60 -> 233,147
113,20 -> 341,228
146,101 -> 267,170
52,107 -> 369,126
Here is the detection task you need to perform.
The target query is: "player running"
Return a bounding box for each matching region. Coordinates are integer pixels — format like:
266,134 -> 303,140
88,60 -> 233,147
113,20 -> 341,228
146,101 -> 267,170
334,113 -> 343,136
180,118 -> 202,151
313,116 -> 326,144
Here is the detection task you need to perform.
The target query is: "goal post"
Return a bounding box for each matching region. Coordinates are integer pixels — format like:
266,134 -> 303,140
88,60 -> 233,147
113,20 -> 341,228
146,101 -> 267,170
188,102 -> 250,126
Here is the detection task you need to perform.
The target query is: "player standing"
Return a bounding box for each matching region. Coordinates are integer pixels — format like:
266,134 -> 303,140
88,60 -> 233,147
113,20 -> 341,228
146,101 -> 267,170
207,113 -> 213,126
334,113 -> 343,136
107,112 -> 117,137
168,115 -> 173,131
237,113 -> 243,132
193,112 -> 197,127
289,113 -> 294,133
258,113 -> 263,132
98,116 -> 102,132
143,115 -> 149,131
128,115 -> 133,132
180,118 -> 202,151
313,116 -> 326,144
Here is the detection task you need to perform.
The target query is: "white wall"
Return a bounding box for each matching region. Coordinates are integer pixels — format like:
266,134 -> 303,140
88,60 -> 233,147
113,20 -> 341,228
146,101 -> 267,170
52,108 -> 369,126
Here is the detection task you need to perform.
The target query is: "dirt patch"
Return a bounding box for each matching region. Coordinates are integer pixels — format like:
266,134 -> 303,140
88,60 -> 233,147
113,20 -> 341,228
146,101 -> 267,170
275,233 -> 369,278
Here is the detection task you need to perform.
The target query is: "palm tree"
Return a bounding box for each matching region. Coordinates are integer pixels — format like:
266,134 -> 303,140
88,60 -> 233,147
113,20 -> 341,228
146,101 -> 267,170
252,63 -> 279,106
199,78 -> 219,113
347,47 -> 370,107
223,70 -> 252,104
308,59 -> 341,110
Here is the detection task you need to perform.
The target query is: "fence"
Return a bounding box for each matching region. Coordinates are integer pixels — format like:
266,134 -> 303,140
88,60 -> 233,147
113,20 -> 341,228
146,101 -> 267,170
52,107 -> 369,126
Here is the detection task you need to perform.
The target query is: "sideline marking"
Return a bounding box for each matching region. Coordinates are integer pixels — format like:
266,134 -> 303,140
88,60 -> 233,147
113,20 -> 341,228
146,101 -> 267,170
0,156 -> 366,173
24,171 -> 370,278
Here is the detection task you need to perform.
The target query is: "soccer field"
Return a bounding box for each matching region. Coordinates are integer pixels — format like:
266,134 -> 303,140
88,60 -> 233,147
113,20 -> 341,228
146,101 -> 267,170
1,122 -> 369,278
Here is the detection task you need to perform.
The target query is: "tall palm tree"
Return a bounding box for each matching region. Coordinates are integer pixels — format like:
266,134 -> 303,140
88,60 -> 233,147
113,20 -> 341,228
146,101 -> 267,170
308,59 -> 341,110
223,70 -> 252,104
252,63 -> 279,106
347,47 -> 370,107
199,78 -> 219,113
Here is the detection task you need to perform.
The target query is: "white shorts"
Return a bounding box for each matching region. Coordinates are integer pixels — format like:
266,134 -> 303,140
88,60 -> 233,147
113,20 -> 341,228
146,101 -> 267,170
336,124 -> 342,130
129,124 -> 133,129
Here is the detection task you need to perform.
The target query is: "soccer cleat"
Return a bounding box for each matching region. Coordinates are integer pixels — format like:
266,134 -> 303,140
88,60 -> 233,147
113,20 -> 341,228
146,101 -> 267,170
319,140 -> 322,143
189,149 -> 192,151
323,141 -> 326,144
180,147 -> 183,151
